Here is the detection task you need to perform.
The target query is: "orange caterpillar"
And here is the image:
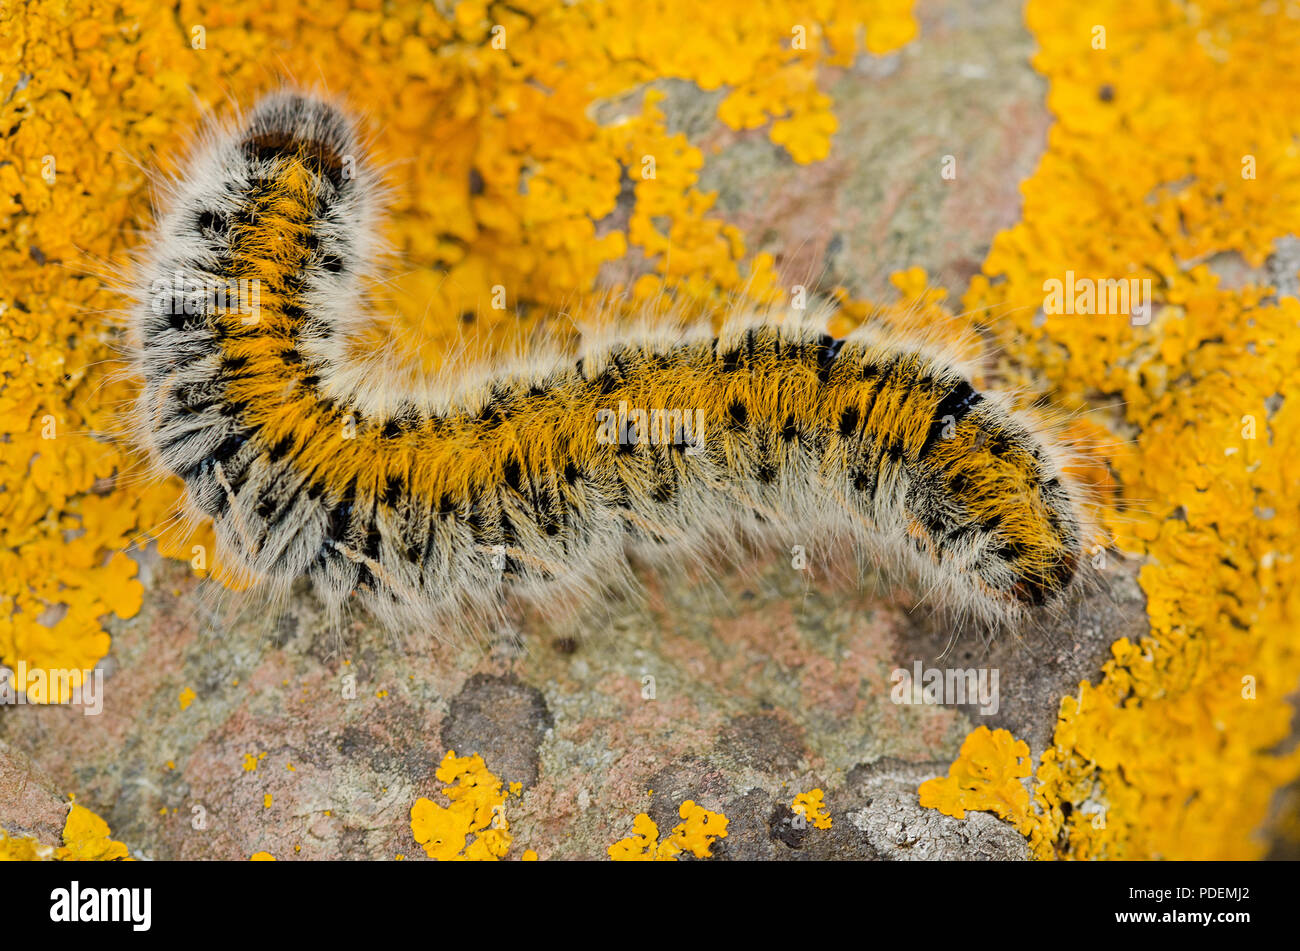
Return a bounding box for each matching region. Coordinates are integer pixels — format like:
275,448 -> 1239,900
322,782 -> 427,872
129,91 -> 1092,633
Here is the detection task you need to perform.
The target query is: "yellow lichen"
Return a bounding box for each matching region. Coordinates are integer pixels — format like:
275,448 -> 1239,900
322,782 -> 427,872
918,727 -> 1034,833
409,751 -> 517,861
249,851 -> 275,861
918,0 -> 1300,859
56,803 -> 129,861
0,829 -> 55,861
607,801 -> 729,860
1,803 -> 130,862
608,813 -> 665,861
791,789 -> 832,830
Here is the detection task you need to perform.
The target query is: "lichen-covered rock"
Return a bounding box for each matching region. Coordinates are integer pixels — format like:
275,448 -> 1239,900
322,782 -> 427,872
0,0 -> 1116,862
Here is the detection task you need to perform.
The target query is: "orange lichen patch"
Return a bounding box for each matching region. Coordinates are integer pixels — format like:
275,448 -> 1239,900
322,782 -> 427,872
0,828 -> 55,861
670,800 -> 730,857
918,0 -> 1300,859
791,788 -> 832,830
56,803 -> 130,861
178,687 -> 195,711
0,0 -> 919,703
919,727 -> 1034,833
409,751 -> 516,861
607,800 -> 729,860
608,813 -> 664,861
1,803 -> 130,862
249,851 -> 276,861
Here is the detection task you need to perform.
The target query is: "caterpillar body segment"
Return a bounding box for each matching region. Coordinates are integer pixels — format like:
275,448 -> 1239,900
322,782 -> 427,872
130,91 -> 1087,632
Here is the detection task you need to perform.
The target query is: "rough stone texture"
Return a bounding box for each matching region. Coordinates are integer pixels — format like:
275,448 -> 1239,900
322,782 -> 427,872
0,739 -> 67,845
840,760 -> 1029,861
905,562 -> 1149,757
441,674 -> 554,788
0,0 -> 1143,860
698,0 -> 1050,300
0,542 -> 1144,860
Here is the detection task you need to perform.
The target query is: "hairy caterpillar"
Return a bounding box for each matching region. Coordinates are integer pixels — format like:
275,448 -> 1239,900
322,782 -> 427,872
128,90 -> 1093,635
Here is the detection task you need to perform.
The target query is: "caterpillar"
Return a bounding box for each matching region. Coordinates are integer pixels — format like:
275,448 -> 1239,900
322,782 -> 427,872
128,90 -> 1093,635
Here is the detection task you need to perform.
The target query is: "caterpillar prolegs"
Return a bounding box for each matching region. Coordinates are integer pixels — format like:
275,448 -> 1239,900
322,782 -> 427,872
129,91 -> 1090,634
